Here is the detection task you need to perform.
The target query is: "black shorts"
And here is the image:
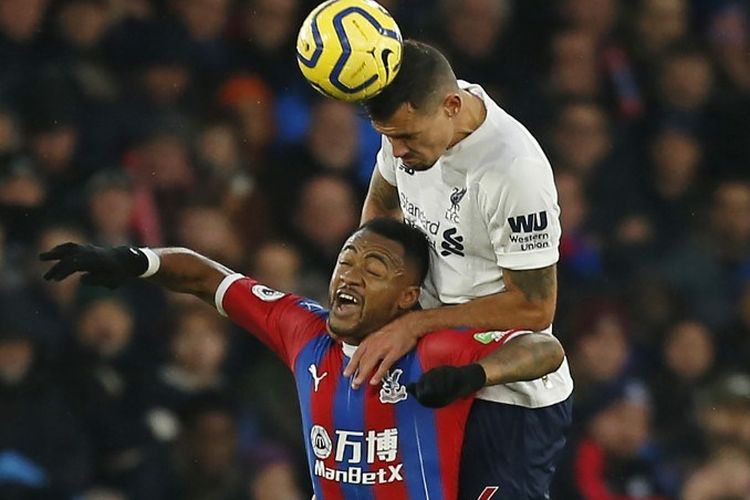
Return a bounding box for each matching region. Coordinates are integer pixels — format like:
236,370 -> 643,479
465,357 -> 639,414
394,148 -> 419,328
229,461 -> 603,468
459,397 -> 573,500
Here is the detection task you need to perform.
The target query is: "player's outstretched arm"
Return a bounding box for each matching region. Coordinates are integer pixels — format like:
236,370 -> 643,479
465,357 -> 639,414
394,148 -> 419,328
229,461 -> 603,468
345,264 -> 558,387
361,169 -> 402,224
40,243 -> 231,304
407,333 -> 565,408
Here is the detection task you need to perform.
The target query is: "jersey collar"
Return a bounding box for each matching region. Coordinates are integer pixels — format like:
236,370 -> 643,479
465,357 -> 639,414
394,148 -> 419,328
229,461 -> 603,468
341,342 -> 358,358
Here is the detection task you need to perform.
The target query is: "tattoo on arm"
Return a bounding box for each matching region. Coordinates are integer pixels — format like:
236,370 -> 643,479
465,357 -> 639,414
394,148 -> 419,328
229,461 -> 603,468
505,264 -> 557,303
481,333 -> 564,385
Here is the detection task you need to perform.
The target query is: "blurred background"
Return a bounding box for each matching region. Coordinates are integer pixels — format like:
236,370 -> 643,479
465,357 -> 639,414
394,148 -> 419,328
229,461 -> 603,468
0,0 -> 749,498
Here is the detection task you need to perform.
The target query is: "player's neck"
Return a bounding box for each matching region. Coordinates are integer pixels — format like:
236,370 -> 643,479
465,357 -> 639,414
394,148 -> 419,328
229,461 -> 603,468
447,90 -> 487,150
325,323 -> 362,346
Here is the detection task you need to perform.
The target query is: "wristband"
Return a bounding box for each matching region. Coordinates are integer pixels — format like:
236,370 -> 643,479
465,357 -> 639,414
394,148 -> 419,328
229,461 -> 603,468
138,248 -> 161,278
462,363 -> 488,393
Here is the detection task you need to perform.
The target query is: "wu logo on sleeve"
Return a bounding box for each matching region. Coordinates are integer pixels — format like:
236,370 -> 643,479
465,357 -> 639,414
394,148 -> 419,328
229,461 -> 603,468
507,211 -> 548,233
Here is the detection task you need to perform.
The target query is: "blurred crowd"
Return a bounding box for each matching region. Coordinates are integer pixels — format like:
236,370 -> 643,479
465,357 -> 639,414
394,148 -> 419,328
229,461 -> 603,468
0,0 -> 749,498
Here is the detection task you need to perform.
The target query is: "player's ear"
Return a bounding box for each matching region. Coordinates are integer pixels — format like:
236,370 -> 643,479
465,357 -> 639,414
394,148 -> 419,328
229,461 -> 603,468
397,285 -> 420,311
442,93 -> 461,118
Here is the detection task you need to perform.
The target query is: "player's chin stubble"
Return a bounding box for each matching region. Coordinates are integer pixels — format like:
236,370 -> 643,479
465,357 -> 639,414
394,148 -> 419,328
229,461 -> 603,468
326,318 -> 358,339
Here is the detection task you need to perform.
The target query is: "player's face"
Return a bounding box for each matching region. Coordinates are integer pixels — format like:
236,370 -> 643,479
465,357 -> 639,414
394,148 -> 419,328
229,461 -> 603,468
327,230 -> 420,342
373,99 -> 457,171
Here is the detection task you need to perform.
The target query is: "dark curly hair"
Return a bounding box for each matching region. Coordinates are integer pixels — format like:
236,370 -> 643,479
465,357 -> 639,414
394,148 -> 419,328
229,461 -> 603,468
357,217 -> 431,284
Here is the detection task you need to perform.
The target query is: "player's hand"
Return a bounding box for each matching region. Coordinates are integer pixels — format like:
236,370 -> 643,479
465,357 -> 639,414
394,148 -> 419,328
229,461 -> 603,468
407,364 -> 486,408
343,311 -> 424,388
40,242 -> 148,289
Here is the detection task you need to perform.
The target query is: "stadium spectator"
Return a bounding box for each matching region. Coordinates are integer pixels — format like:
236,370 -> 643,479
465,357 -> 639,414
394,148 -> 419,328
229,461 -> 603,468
193,115 -> 273,250
0,324 -> 92,499
53,0 -> 113,53
290,174 -> 359,297
172,0 -> 233,80
24,94 -> 87,219
568,382 -> 669,500
124,127 -> 196,244
250,241 -> 302,294
246,445 -> 304,500
627,0 -> 690,105
695,372 -> 750,456
516,26 -> 637,131
557,0 -> 645,120
650,321 -> 716,441
195,115 -> 245,180
64,295 -> 167,500
639,126 -> 705,250
568,303 -> 635,423
170,395 -> 248,500
722,282 -> 750,371
271,99 -> 364,212
549,100 -> 645,266
43,0 -> 124,167
176,204 -> 246,269
0,0 -> 49,97
218,75 -> 276,170
431,0 -> 518,100
85,169 -> 137,247
0,106 -> 21,155
706,1 -> 750,94
658,179 -> 750,329
0,156 -> 47,245
298,99 -> 362,180
682,446 -> 750,500
651,44 -> 724,154
556,169 -> 604,289
2,223 -> 88,354
622,274 -> 686,347
151,305 -> 231,410
548,29 -> 601,101
233,0 -> 310,146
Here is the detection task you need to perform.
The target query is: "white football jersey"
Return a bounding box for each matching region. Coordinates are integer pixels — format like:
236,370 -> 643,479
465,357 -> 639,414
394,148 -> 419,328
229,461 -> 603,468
376,81 -> 573,408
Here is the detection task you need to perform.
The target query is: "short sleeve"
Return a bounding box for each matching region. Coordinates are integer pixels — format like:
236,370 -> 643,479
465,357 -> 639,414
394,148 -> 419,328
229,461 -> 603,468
215,275 -> 326,368
417,328 -> 532,371
376,136 -> 398,186
479,157 -> 561,270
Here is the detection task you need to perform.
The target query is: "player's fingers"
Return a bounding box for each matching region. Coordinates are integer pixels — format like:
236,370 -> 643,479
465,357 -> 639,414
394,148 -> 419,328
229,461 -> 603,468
343,343 -> 365,378
370,354 -> 398,386
38,242 -> 82,261
352,349 -> 380,389
352,348 -> 383,388
43,261 -> 72,281
43,256 -> 84,281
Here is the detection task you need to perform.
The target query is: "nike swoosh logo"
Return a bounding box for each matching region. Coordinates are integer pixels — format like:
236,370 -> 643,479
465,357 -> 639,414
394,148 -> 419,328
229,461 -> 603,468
381,48 -> 393,81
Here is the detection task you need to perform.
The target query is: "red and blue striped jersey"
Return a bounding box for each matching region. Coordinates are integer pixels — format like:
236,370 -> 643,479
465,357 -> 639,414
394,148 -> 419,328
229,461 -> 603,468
217,275 -> 519,500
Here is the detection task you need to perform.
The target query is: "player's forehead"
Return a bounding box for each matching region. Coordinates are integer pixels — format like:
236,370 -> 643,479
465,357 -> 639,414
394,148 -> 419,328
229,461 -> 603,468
372,103 -> 429,137
340,230 -> 406,263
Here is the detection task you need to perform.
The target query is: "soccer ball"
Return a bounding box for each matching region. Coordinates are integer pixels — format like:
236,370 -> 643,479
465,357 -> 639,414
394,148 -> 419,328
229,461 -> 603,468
296,0 -> 403,102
